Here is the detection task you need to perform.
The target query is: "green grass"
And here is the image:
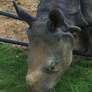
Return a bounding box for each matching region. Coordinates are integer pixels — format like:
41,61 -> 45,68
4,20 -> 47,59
0,43 -> 27,92
54,59 -> 92,92
0,43 -> 92,92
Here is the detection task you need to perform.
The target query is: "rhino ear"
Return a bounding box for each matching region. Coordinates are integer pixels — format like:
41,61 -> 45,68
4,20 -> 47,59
67,26 -> 81,33
49,9 -> 64,27
13,1 -> 36,26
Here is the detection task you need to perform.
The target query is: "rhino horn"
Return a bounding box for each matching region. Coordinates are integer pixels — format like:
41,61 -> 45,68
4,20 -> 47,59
49,9 -> 64,26
13,1 -> 36,26
67,26 -> 81,33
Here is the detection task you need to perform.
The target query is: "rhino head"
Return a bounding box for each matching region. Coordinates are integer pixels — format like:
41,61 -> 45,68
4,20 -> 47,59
5,2 -> 81,92
26,20 -> 74,92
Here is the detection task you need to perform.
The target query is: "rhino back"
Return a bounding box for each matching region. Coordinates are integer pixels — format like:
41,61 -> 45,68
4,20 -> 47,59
37,0 -> 88,27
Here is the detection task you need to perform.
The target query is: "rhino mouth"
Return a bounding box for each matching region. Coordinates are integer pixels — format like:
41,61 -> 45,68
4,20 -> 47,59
32,88 -> 51,92
41,88 -> 51,92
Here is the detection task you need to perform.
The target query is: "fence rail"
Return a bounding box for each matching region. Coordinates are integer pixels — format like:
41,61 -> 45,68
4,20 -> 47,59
0,11 -> 22,20
0,38 -> 28,46
0,38 -> 92,57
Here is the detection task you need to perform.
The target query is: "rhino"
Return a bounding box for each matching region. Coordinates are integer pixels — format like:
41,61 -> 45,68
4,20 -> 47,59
0,0 -> 92,92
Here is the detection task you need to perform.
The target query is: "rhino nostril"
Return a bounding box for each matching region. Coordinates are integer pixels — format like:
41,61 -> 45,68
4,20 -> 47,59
43,63 -> 56,73
50,63 -> 55,70
50,66 -> 55,70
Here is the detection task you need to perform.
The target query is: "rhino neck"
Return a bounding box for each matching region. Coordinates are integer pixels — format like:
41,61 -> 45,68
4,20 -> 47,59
36,0 -> 88,27
80,0 -> 92,25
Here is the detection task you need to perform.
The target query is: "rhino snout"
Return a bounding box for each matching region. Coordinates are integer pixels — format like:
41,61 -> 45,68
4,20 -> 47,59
26,70 -> 42,87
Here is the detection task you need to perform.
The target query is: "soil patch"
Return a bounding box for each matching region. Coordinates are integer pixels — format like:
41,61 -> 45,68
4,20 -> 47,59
0,0 -> 40,42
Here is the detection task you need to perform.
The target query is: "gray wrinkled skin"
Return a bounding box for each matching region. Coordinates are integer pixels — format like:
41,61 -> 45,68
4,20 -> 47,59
77,0 -> 92,52
25,0 -> 81,92
26,21 -> 74,92
37,0 -> 92,53
37,0 -> 88,26
25,0 -> 92,92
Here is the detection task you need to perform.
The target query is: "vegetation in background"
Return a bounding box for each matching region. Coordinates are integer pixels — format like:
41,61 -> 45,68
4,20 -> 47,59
0,43 -> 92,92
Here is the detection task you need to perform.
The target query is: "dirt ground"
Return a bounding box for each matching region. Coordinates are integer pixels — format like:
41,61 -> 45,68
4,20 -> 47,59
0,0 -> 40,42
